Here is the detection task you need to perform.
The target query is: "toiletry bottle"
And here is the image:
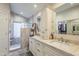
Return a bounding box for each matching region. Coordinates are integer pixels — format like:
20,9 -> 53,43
49,33 -> 53,39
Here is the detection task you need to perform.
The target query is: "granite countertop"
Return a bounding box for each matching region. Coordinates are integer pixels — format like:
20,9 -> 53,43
30,36 -> 79,56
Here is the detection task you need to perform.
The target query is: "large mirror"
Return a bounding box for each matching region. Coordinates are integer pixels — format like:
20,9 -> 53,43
57,18 -> 79,35
55,3 -> 79,35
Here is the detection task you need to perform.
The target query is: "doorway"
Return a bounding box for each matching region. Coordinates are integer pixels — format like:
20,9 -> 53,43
9,22 -> 25,51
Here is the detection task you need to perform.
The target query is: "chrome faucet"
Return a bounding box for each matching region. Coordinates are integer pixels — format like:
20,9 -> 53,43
58,37 -> 64,42
60,37 -> 70,43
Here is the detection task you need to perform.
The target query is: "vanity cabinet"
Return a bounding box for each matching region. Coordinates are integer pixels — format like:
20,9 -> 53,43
29,37 -> 72,56
29,38 -> 44,56
43,44 -> 60,56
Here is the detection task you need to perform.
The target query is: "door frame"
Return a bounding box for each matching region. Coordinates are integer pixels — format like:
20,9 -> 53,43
9,21 -> 26,51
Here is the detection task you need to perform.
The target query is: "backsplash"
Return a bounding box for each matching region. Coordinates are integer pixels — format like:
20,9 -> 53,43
54,34 -> 79,45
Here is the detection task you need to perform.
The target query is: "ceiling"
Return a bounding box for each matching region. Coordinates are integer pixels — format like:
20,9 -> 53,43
55,3 -> 79,13
10,3 -> 79,19
10,3 -> 48,19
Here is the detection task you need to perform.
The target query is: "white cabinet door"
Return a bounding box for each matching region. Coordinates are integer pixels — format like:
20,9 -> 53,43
43,44 -> 72,56
29,38 -> 44,56
43,44 -> 57,56
29,38 -> 37,55
34,40 -> 44,56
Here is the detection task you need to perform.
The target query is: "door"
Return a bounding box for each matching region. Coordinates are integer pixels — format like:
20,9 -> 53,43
10,22 -> 25,50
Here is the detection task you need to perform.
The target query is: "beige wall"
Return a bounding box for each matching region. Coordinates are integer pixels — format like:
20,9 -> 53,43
36,8 -> 56,39
32,12 -> 41,23
0,4 -> 10,55
30,7 -> 56,40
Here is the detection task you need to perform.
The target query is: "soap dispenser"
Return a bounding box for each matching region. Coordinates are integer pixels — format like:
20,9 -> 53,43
49,33 -> 53,39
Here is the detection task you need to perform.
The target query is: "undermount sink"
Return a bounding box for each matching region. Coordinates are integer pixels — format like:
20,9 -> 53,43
47,39 -> 72,48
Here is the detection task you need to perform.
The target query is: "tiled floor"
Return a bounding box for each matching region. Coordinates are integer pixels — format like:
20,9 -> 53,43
8,48 -> 33,56
19,51 -> 33,56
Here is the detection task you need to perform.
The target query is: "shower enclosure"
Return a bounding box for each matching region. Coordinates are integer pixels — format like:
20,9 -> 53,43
9,22 -> 26,51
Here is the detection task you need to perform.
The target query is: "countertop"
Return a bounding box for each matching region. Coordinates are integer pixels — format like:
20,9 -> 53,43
30,36 -> 79,56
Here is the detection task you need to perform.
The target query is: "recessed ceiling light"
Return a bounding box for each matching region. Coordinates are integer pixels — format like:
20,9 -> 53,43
34,4 -> 37,8
20,12 -> 23,14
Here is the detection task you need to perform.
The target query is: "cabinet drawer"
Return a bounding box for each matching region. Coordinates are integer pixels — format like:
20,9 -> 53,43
34,40 -> 44,56
35,41 -> 42,47
35,47 -> 43,56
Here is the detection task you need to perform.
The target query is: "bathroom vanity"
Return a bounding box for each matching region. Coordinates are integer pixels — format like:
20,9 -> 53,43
28,36 -> 79,56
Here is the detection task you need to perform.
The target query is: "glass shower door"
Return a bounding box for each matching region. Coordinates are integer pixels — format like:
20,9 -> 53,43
10,22 -> 25,50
